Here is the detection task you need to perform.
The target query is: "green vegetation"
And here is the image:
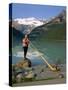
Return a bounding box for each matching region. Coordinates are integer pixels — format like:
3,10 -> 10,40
31,22 -> 66,41
44,22 -> 66,40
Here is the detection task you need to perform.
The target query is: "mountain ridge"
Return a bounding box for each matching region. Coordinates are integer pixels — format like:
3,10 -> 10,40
9,10 -> 66,47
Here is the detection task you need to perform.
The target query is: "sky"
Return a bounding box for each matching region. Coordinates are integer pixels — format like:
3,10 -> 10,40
10,3 -> 66,20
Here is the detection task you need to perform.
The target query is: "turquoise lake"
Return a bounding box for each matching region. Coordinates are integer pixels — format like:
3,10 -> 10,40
12,40 -> 66,66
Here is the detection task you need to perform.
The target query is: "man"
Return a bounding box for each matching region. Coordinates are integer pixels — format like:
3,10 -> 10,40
22,35 -> 30,59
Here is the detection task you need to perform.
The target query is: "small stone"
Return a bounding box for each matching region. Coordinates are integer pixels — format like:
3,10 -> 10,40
25,71 -> 34,79
16,73 -> 23,83
34,74 -> 37,77
58,74 -> 64,78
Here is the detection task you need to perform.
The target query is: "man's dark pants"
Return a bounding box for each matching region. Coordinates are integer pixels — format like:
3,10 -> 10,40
23,46 -> 28,59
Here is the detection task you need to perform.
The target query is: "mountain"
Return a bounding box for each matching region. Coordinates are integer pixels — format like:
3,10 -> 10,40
9,10 -> 66,48
12,17 -> 44,34
9,22 -> 24,47
45,10 -> 66,25
30,10 -> 66,40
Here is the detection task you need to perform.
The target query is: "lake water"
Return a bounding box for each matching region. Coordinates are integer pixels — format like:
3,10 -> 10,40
12,40 -> 66,66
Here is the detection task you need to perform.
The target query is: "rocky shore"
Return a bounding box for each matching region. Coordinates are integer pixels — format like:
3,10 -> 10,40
12,58 -> 66,86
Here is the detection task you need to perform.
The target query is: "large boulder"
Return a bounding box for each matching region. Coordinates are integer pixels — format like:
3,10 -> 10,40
16,58 -> 31,68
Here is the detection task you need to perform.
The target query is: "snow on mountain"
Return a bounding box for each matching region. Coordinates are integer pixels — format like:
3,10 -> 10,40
14,17 -> 44,27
